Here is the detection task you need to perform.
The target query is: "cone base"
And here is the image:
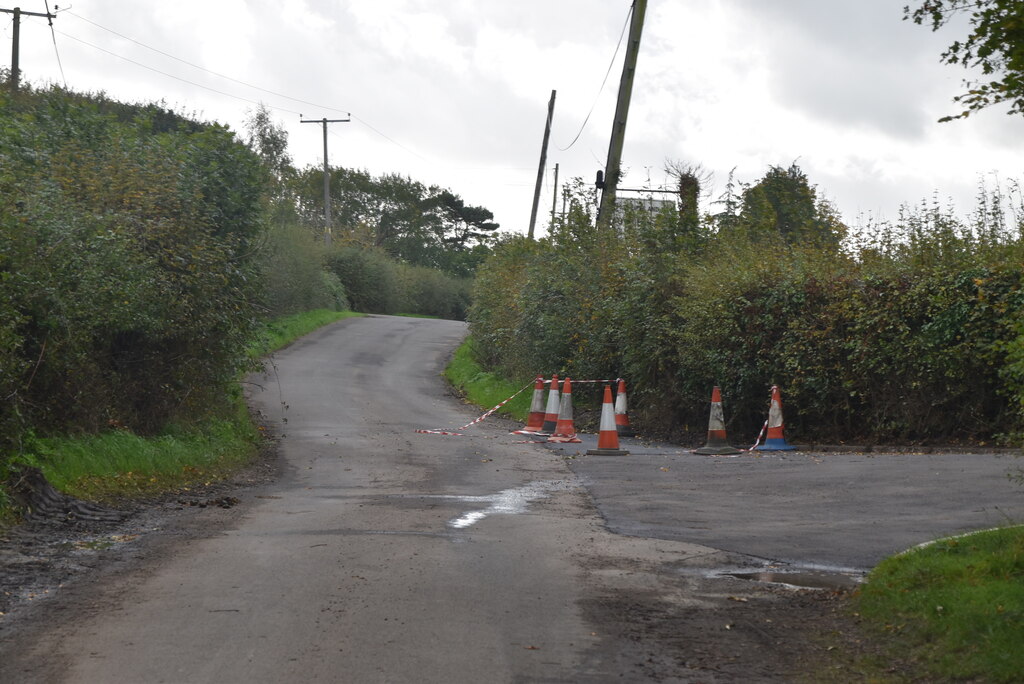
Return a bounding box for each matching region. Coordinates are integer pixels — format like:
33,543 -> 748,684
694,445 -> 742,455
754,438 -> 796,451
547,435 -> 582,444
585,448 -> 629,456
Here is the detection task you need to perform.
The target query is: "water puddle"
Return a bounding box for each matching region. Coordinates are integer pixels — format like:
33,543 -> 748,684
725,568 -> 863,591
679,562 -> 865,591
418,480 -> 577,529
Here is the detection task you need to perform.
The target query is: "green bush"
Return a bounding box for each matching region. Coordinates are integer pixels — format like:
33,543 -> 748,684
260,221 -> 348,317
0,85 -> 266,450
469,172 -> 1024,444
325,245 -> 400,314
326,243 -> 470,320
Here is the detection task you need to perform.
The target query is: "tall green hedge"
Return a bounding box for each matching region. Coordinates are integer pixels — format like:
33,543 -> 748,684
0,86 -> 267,445
470,184 -> 1024,445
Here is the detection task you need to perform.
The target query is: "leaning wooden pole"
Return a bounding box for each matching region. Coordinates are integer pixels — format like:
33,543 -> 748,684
528,89 -> 556,239
597,0 -> 647,230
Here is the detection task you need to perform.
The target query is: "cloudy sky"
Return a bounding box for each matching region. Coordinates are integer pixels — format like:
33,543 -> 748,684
6,0 -> 1023,235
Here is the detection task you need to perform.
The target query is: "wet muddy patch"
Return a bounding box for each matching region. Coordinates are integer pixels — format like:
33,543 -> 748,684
673,562 -> 865,591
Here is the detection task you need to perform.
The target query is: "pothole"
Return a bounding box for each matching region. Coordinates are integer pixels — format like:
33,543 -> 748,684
725,569 -> 862,591
675,563 -> 866,591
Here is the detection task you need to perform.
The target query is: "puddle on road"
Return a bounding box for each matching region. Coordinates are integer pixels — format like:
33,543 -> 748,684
413,480 -> 577,529
679,563 -> 865,591
725,568 -> 863,591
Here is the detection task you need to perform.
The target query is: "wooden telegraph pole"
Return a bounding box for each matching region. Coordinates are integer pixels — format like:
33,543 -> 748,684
528,89 -> 556,239
301,115 -> 350,247
2,5 -> 58,93
550,162 -> 559,229
597,0 -> 647,230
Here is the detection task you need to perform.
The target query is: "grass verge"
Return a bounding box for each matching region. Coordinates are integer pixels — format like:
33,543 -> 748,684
21,401 -> 259,503
855,525 -> 1024,682
443,338 -> 533,422
3,309 -> 359,515
249,308 -> 363,357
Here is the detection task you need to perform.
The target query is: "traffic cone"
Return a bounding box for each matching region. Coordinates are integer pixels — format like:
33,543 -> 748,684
694,386 -> 741,455
754,385 -> 796,451
513,376 -> 548,435
587,385 -> 629,455
547,377 -> 582,443
614,379 -> 636,437
540,374 -> 560,435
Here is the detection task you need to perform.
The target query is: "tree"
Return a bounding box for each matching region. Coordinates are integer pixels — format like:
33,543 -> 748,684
905,1 -> 1024,120
738,164 -> 845,246
244,104 -> 292,181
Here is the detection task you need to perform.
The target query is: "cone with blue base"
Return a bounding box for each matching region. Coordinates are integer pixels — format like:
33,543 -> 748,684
587,385 -> 630,455
754,385 -> 796,451
694,386 -> 741,455
614,379 -> 636,438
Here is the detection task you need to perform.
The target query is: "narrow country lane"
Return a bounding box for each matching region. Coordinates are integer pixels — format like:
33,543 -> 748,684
0,315 -> 743,682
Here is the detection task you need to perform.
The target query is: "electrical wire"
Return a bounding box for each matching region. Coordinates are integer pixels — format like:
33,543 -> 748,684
44,1 -> 67,87
62,11 -> 427,163
557,2 -> 633,152
351,115 -> 428,162
65,10 -> 350,116
54,29 -> 304,115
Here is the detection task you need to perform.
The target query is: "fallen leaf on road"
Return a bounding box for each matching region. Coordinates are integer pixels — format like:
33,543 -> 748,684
727,596 -> 748,602
524,645 -> 540,650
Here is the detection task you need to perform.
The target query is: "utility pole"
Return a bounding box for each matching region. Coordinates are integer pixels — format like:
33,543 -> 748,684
550,162 -> 559,229
527,89 -> 556,239
301,115 -> 350,247
597,0 -> 647,230
2,5 -> 58,93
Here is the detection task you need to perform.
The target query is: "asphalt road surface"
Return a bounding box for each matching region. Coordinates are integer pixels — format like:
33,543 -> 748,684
2,314 -> 1021,682
555,441 -> 1022,570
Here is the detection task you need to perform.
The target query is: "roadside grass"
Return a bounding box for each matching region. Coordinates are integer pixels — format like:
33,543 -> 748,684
855,525 -> 1024,682
249,308 -> 363,357
444,339 -> 532,422
4,309 -> 358,515
21,401 -> 259,503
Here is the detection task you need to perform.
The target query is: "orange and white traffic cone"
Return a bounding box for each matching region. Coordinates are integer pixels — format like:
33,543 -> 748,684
694,386 -> 741,455
540,374 -> 560,435
587,385 -> 629,455
513,376 -> 548,435
614,379 -> 636,437
754,385 -> 796,451
547,377 -> 582,443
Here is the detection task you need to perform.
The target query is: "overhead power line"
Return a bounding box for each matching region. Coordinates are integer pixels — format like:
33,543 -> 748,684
44,1 -> 66,87
59,11 -> 426,162
557,2 -> 633,152
65,10 -> 351,116
54,29 -> 304,115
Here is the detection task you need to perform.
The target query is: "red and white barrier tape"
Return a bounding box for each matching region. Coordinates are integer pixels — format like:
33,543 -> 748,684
745,419 -> 768,452
743,387 -> 777,451
415,380 -> 535,436
534,378 -> 622,385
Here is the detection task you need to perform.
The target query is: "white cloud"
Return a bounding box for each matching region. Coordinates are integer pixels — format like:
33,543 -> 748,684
7,0 -> 1022,233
